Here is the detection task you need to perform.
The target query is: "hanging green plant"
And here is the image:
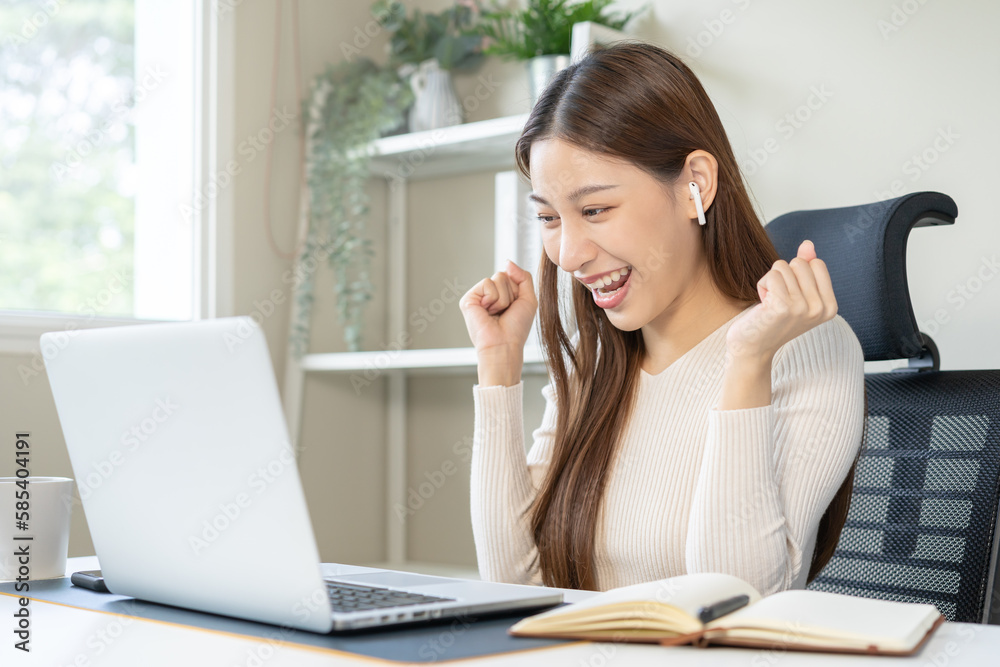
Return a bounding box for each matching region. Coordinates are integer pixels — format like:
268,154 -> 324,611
289,57 -> 414,357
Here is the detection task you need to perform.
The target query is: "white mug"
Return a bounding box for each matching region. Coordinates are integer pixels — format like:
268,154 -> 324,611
0,477 -> 74,581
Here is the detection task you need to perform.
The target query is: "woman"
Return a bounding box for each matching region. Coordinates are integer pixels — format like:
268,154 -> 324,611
458,42 -> 866,595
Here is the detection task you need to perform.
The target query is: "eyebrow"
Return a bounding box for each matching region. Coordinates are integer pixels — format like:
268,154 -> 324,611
527,184 -> 620,207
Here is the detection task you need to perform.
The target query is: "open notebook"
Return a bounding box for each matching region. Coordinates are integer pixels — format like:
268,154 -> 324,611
509,573 -> 945,656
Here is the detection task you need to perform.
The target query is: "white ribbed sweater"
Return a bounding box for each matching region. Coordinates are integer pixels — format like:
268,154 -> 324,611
470,313 -> 865,596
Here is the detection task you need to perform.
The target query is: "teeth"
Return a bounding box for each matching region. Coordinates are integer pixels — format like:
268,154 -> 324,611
587,266 -> 631,293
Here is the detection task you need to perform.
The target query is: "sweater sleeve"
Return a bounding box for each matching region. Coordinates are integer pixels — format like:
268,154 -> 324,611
684,315 -> 866,595
469,379 -> 559,585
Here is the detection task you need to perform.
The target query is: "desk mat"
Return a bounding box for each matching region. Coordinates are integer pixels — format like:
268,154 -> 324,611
0,577 -> 575,663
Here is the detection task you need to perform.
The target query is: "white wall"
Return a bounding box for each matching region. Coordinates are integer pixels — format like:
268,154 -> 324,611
634,0 -> 1000,370
1,0 -> 996,567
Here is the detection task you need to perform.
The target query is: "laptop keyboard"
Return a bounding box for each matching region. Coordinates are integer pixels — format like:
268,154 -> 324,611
324,580 -> 454,614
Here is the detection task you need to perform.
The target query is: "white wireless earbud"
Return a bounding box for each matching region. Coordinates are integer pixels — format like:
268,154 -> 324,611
689,181 -> 707,226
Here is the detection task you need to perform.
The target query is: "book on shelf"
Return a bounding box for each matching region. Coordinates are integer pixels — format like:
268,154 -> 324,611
509,572 -> 945,656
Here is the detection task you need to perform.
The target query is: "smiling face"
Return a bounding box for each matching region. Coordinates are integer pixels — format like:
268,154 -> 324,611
528,138 -> 716,334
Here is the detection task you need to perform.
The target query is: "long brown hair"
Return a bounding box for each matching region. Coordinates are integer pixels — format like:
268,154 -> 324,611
514,41 -> 864,590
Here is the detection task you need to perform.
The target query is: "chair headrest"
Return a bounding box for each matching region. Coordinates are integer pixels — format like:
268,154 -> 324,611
764,192 -> 957,362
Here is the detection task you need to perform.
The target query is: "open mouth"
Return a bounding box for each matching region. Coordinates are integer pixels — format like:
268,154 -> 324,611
590,267 -> 633,309
587,266 -> 631,294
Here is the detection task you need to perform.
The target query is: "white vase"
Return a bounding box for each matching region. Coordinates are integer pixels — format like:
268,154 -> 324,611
406,58 -> 464,132
527,54 -> 570,107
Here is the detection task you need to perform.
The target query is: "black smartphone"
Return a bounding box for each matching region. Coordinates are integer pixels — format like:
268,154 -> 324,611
71,570 -> 110,593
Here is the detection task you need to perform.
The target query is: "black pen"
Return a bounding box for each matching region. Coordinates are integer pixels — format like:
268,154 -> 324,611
697,594 -> 750,624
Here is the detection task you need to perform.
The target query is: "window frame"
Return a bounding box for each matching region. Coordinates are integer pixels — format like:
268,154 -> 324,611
0,0 -> 234,354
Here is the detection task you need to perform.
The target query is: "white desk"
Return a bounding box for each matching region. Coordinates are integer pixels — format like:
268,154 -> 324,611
2,556 -> 999,666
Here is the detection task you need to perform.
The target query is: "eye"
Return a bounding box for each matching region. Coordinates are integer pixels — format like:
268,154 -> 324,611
536,208 -> 610,225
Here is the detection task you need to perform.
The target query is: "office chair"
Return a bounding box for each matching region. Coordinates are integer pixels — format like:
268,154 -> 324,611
765,191 -> 1000,624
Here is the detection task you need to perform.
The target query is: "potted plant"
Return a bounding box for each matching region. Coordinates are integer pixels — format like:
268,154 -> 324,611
372,0 -> 486,132
289,57 -> 414,356
475,0 -> 646,103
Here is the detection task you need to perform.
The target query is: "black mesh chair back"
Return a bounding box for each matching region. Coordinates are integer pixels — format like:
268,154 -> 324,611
765,192 -> 1000,623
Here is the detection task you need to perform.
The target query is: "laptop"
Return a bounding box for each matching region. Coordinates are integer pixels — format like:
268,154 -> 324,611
42,316 -> 561,633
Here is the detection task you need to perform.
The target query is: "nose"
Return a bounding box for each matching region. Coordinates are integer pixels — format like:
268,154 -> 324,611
555,218 -> 597,274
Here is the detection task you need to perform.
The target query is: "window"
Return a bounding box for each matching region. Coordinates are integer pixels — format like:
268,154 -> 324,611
0,0 -> 224,336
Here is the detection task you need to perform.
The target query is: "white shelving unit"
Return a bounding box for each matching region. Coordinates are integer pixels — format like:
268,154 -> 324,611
361,113 -> 530,180
300,345 -> 546,373
282,112 -> 550,572
282,22 -> 631,575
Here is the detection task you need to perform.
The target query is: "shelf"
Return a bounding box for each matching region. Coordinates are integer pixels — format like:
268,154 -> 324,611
289,112 -> 540,569
361,113 -> 530,181
301,345 -> 547,374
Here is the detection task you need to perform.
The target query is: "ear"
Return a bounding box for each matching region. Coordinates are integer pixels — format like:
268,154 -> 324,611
683,150 -> 719,221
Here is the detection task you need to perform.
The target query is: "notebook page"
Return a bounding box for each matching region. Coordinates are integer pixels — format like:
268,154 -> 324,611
521,572 -> 761,623
711,589 -> 941,650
